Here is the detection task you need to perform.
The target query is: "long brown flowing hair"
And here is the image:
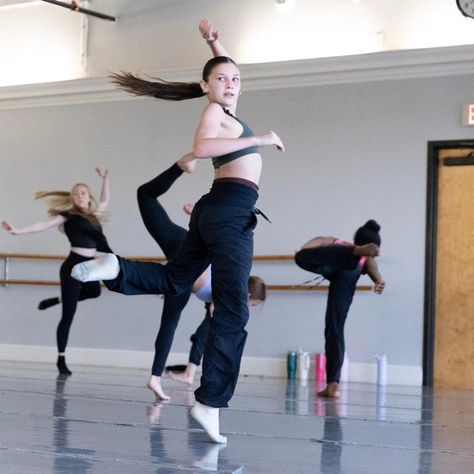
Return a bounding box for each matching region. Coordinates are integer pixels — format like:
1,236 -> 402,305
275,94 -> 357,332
110,56 -> 238,101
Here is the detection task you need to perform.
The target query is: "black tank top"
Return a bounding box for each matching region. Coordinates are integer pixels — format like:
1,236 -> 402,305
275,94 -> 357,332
60,212 -> 112,253
212,108 -> 260,169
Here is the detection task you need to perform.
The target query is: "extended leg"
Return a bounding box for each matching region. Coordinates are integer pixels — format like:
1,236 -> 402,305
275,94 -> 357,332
136,163 -> 188,258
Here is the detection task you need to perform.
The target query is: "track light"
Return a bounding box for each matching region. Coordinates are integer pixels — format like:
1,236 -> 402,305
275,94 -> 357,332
456,0 -> 474,19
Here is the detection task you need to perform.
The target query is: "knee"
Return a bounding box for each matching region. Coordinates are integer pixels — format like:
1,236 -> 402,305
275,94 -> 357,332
294,250 -> 308,270
136,183 -> 149,204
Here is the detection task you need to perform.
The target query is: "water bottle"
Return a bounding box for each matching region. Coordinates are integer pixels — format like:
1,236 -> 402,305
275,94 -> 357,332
287,351 -> 297,380
375,354 -> 387,386
298,351 -> 310,381
315,353 -> 326,382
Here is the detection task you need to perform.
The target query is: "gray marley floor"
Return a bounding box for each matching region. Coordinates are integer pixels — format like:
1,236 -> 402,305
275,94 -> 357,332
1,361 -> 474,473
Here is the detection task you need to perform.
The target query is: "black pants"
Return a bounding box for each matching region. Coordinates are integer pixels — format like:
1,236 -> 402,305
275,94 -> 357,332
107,180 -> 258,407
58,252 -> 101,353
137,163 -> 194,377
294,245 -> 361,383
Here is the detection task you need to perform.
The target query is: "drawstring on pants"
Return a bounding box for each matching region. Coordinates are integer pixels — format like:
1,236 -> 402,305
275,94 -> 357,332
254,207 -> 271,223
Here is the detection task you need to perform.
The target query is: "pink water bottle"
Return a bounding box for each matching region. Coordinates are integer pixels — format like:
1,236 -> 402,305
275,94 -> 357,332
315,353 -> 326,382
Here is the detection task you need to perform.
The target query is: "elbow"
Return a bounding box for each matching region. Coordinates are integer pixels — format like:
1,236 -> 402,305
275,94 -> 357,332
192,144 -> 209,159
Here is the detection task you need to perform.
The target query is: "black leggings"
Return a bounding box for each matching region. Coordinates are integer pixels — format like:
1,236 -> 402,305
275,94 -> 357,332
58,252 -> 101,353
295,245 -> 361,383
137,163 -> 195,377
189,303 -> 212,366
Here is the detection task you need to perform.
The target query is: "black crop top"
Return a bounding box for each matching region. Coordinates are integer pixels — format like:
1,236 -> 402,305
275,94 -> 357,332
60,212 -> 112,253
212,109 -> 260,169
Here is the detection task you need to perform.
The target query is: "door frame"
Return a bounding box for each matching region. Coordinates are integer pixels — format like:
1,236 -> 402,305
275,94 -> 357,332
423,139 -> 474,386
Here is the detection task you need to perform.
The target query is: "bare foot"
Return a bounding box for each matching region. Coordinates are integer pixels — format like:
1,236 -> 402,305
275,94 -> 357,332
168,371 -> 193,385
168,363 -> 196,385
147,375 -> 171,401
147,401 -> 165,424
177,153 -> 197,173
353,243 -> 379,258
317,382 -> 340,398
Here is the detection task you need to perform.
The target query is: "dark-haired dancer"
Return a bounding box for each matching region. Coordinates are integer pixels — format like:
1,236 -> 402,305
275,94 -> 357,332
71,19 -> 284,443
1,167 -> 111,375
136,156 -> 267,400
294,220 -> 385,398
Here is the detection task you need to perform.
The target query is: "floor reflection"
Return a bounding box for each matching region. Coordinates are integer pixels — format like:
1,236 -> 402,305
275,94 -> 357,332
418,388 -> 434,473
320,401 -> 343,474
285,378 -> 310,415
52,374 -> 95,473
147,400 -> 242,473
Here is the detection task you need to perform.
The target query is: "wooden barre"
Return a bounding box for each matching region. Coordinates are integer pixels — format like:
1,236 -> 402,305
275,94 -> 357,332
0,253 -> 373,292
0,253 -> 293,262
0,280 -> 372,291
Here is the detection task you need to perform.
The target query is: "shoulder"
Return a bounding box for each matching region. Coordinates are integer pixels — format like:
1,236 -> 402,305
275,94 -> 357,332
201,102 -> 225,118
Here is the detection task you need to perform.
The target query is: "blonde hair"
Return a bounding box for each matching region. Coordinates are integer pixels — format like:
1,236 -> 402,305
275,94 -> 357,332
35,183 -> 103,224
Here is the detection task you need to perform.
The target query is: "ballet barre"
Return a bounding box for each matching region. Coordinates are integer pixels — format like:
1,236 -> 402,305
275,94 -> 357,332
0,253 -> 372,291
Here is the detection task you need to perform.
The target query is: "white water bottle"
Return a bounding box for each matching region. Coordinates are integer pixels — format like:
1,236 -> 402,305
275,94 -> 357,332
298,351 -> 310,381
375,354 -> 387,386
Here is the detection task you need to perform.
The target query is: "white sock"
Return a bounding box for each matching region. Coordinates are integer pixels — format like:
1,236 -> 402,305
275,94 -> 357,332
191,401 -> 227,444
193,444 -> 226,471
71,254 -> 120,282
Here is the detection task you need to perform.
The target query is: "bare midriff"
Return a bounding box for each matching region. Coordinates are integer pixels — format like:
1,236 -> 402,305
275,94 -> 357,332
214,153 -> 262,186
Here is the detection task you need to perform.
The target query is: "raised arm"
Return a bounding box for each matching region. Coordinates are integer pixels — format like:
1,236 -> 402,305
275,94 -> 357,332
95,167 -> 109,214
193,104 -> 284,158
364,257 -> 385,294
199,19 -> 231,58
1,215 -> 66,235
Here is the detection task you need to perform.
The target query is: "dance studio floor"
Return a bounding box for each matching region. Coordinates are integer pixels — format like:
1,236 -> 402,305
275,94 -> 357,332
1,361 -> 474,473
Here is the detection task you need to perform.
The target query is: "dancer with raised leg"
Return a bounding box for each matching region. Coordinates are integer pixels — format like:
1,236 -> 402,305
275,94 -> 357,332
167,276 -> 266,386
294,220 -> 385,398
72,19 -> 284,443
2,167 -> 111,375
136,155 -> 266,400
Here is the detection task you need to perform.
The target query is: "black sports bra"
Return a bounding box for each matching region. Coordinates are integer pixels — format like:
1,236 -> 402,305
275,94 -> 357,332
212,109 -> 260,169
60,212 -> 112,253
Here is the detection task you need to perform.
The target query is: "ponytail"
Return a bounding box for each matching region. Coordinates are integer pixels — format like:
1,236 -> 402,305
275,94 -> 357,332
110,71 -> 205,101
110,56 -> 238,102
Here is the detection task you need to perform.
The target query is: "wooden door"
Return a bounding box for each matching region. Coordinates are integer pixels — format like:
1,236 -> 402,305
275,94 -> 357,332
434,148 -> 474,389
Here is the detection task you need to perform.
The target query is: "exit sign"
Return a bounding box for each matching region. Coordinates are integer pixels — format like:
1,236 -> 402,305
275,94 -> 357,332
463,103 -> 474,126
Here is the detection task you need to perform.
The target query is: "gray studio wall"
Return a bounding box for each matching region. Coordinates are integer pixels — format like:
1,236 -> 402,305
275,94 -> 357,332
2,71 -> 473,378
1,0 -> 473,381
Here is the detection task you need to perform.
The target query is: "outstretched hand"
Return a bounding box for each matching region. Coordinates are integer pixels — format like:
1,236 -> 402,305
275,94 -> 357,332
95,167 -> 108,179
1,221 -> 17,234
199,18 -> 219,42
373,280 -> 385,294
257,131 -> 285,152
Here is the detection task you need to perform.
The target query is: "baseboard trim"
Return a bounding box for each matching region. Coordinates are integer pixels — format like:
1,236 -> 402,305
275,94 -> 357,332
0,344 -> 422,386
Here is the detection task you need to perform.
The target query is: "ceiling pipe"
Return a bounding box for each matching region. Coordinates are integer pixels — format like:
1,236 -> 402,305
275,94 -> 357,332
40,0 -> 115,22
